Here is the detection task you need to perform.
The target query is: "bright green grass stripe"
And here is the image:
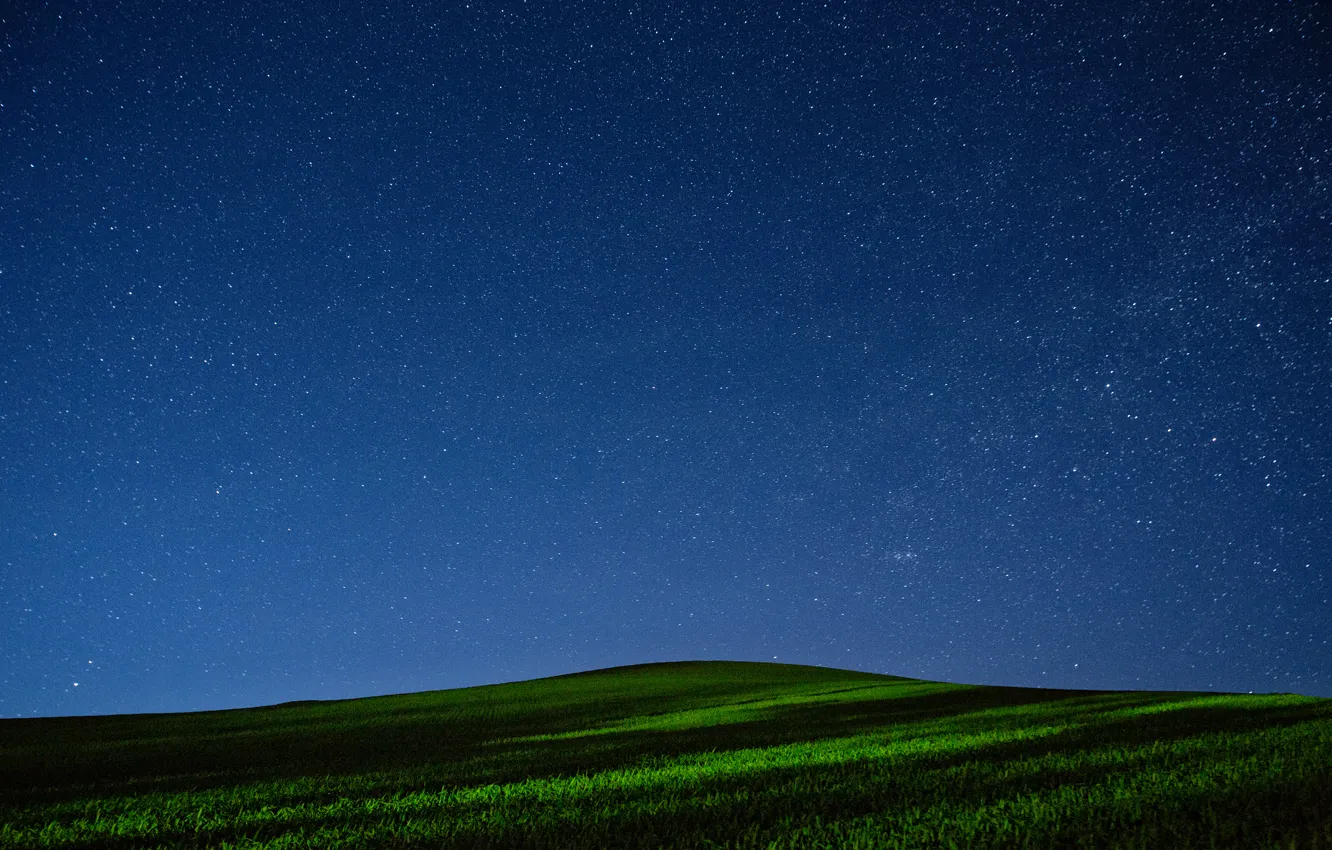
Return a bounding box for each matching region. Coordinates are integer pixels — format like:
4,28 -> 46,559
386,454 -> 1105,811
10,701 -> 1323,826
1,679 -> 955,827
0,674 -> 899,797
115,722 -> 1332,849
1100,692 -> 1321,717
776,726 -> 1332,849
893,691 -> 1323,733
498,682 -> 960,743
9,707 -> 1327,842
6,712 -> 1328,848
1013,718 -> 1329,785
0,724 -> 1070,847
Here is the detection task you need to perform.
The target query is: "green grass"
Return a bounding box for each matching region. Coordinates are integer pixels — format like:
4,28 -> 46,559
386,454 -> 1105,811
2,661 -> 1329,848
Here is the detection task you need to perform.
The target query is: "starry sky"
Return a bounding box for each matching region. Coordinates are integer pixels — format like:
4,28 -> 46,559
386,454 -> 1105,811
3,1 -> 1329,718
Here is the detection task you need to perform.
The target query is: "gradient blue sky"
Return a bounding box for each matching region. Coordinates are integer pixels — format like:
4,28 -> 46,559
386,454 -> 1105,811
3,0 -> 1329,717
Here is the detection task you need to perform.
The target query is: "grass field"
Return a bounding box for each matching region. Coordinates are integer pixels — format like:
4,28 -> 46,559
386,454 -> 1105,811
2,660 -> 1330,848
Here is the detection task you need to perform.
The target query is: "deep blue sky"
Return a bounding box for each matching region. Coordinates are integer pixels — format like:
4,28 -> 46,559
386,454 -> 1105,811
3,1 -> 1329,717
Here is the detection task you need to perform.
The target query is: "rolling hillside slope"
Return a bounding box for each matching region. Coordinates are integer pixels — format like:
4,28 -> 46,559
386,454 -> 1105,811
2,661 -> 1330,847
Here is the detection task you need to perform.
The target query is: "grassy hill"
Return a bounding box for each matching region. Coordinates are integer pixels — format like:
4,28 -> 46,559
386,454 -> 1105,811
1,660 -> 1329,848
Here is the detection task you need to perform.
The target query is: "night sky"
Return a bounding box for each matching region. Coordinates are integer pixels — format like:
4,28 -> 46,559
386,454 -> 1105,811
3,1 -> 1330,718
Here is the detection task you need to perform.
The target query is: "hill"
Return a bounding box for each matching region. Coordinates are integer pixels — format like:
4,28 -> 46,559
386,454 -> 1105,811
2,660 -> 1329,847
